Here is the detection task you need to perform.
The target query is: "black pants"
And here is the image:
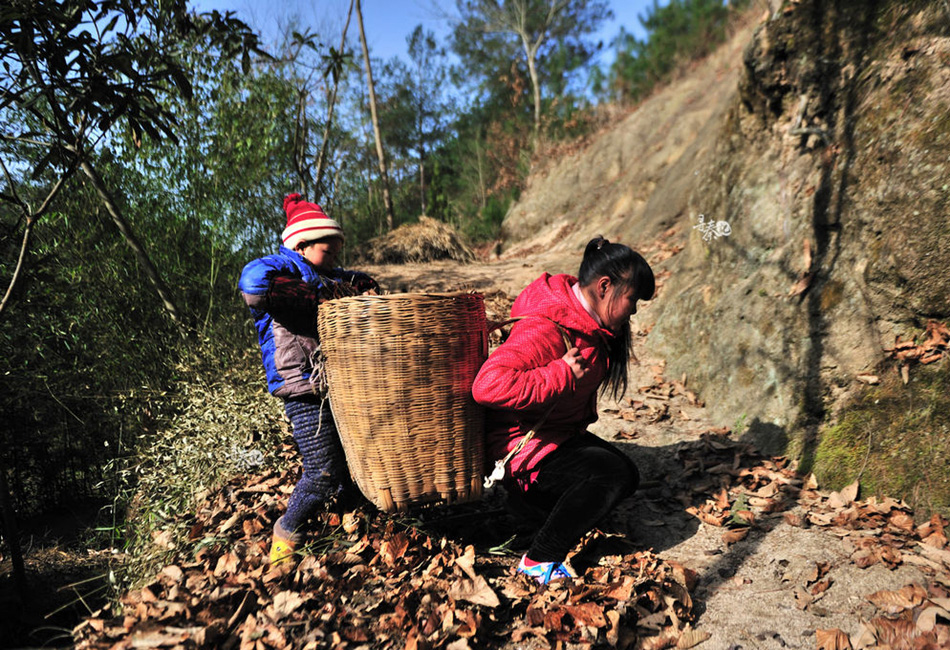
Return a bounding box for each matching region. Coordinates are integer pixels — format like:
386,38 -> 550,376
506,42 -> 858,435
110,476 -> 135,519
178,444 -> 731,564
513,432 -> 639,562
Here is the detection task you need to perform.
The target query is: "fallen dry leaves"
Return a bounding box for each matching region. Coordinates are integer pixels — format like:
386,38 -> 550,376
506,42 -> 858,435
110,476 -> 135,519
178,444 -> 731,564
73,360 -> 950,650
606,367 -> 950,650
72,453 -> 709,650
884,320 -> 949,383
852,583 -> 950,649
638,227 -> 685,300
793,479 -> 950,577
604,370 -> 705,427
816,627 -> 852,650
640,227 -> 685,267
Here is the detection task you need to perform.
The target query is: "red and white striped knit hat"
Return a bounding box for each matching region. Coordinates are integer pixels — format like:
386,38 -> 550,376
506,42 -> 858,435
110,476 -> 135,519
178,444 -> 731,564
281,193 -> 344,250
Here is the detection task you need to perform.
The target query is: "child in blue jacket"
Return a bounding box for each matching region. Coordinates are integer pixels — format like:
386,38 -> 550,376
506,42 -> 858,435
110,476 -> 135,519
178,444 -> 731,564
239,193 -> 378,565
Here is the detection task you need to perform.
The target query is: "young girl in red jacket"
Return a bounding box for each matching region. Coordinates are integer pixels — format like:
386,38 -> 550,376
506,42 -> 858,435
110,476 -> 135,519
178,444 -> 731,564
472,236 -> 654,584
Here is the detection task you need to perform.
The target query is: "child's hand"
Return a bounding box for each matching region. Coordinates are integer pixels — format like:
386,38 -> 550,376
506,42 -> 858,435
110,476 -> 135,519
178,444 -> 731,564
562,347 -> 589,380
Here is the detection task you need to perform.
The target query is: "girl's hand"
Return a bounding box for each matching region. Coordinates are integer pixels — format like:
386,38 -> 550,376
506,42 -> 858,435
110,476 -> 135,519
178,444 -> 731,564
562,347 -> 589,380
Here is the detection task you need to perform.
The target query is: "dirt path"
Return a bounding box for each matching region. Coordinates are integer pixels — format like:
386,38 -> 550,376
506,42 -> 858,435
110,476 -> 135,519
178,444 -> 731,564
362,258 -> 948,650
68,257 -> 950,650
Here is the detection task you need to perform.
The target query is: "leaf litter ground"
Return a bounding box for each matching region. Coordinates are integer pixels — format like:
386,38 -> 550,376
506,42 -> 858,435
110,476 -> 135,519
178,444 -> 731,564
74,249 -> 950,650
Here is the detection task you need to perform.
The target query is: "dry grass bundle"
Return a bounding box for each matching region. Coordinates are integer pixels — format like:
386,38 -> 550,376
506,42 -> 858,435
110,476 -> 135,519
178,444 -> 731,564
359,216 -> 474,264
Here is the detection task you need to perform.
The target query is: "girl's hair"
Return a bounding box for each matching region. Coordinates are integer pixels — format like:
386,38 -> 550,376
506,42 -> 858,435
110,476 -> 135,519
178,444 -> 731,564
577,236 -> 655,401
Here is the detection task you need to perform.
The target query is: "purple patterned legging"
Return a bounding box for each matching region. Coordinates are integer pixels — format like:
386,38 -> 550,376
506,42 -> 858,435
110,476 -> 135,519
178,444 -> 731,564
280,397 -> 350,535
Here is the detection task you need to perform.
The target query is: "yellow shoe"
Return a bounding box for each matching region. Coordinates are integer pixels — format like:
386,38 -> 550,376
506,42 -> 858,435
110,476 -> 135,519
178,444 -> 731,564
269,536 -> 297,567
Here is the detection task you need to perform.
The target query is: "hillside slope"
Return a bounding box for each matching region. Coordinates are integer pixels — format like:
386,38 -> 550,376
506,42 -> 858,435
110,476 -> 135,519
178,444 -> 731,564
500,0 -> 950,506
501,10 -> 757,260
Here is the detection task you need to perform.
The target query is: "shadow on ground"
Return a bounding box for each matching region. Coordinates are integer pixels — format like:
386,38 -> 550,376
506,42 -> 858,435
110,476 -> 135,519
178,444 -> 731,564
415,427 -> 801,630
0,503 -> 115,649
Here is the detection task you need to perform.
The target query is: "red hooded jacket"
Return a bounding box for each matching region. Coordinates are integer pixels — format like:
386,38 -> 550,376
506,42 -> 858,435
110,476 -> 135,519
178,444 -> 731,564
472,273 -> 616,489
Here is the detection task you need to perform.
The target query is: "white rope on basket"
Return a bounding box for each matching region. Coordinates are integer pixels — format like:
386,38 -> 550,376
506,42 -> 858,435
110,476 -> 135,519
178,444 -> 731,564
482,317 -> 573,489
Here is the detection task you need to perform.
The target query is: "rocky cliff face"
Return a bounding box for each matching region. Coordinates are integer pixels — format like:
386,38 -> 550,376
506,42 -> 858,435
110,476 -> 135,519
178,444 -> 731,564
501,0 -> 950,462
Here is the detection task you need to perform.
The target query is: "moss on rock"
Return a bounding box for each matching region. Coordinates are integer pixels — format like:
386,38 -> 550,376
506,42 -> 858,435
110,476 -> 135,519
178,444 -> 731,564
811,360 -> 950,518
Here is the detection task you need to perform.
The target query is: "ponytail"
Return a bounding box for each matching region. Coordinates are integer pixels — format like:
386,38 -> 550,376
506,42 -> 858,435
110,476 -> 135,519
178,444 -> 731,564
578,236 -> 655,401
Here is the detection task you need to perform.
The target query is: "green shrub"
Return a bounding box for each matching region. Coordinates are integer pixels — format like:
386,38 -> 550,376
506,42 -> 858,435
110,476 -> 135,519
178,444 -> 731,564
113,343 -> 289,588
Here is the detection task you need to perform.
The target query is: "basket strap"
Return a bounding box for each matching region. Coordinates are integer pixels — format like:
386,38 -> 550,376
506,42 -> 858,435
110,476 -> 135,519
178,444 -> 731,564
483,317 -> 573,489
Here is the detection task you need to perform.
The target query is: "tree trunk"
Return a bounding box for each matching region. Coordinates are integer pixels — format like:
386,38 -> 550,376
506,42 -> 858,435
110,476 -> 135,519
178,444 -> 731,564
355,0 -> 395,230
80,160 -> 186,332
330,164 -> 343,217
475,136 -> 486,210
293,87 -> 309,195
314,0 -> 355,203
0,458 -> 27,603
523,39 -> 542,147
419,144 -> 427,215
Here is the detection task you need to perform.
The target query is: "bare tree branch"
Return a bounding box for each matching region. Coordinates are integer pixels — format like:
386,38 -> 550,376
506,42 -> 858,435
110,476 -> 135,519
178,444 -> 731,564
314,0 -> 355,204
0,214 -> 35,319
78,158 -> 187,332
0,157 -> 75,319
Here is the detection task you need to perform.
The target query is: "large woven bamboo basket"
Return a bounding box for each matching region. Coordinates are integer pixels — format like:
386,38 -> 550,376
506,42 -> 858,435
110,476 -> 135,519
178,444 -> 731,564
316,292 -> 488,512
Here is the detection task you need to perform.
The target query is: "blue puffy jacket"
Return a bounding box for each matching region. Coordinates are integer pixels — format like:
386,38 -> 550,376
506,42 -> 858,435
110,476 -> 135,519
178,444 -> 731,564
239,246 -> 378,399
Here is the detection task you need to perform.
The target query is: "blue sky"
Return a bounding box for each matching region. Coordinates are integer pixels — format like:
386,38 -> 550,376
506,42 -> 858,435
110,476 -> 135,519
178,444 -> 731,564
192,0 -> 659,67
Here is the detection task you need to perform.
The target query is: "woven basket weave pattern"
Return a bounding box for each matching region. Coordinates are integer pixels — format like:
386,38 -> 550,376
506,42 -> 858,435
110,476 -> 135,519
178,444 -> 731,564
317,293 -> 487,512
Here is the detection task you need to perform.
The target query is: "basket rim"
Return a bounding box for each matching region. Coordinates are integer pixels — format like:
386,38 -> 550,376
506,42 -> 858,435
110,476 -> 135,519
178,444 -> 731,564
323,291 -> 483,303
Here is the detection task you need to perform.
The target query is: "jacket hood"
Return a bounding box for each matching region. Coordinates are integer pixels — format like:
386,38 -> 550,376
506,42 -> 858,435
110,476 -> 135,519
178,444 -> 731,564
511,273 -> 613,338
